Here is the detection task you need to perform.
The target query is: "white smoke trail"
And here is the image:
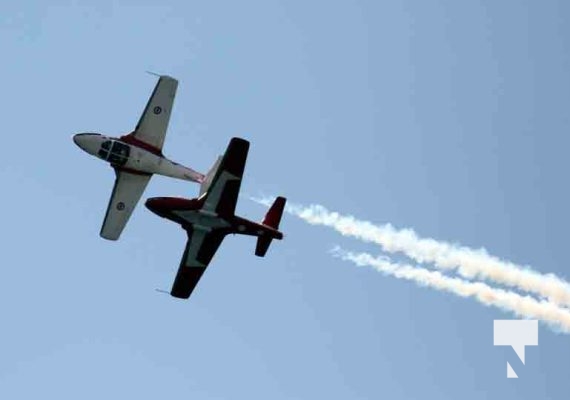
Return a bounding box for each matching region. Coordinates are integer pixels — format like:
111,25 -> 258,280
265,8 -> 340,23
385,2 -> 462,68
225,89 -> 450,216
252,197 -> 570,307
332,247 -> 570,333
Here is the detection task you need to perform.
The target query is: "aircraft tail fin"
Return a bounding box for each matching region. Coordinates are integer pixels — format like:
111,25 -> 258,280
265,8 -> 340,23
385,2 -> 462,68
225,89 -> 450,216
261,196 -> 286,229
255,197 -> 286,257
199,155 -> 222,196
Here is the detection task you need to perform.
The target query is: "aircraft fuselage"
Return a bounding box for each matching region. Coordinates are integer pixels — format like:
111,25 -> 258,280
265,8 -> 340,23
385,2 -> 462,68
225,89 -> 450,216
145,196 -> 283,239
73,132 -> 203,182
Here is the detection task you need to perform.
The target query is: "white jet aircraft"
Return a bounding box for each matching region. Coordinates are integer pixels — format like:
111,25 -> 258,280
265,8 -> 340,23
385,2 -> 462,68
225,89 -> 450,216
73,74 -> 205,241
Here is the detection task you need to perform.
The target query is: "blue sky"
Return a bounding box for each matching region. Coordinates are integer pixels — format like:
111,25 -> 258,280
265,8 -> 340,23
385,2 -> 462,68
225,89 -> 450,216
1,0 -> 569,398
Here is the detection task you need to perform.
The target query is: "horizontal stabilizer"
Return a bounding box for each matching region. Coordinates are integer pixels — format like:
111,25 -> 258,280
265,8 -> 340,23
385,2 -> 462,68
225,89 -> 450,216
255,237 -> 272,257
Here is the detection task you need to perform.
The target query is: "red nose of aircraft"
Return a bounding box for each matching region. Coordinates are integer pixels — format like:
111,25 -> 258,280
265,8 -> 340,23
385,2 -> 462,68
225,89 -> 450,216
145,198 -> 164,214
145,198 -> 175,217
145,197 -> 198,216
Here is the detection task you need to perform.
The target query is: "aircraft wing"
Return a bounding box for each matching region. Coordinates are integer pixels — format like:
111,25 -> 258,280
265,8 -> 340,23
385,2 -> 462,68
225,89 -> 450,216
100,171 -> 151,240
170,227 -> 226,299
202,138 -> 250,215
132,75 -> 178,151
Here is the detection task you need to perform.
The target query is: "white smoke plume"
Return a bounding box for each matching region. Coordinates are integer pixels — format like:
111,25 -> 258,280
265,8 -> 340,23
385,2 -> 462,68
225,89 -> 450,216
332,247 -> 570,333
252,197 -> 570,307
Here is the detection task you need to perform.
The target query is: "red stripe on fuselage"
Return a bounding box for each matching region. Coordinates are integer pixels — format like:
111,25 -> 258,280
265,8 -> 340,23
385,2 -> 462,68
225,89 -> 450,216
120,133 -> 164,157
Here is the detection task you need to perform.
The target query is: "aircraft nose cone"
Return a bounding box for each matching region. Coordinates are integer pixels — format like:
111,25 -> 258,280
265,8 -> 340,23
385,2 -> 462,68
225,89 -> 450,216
145,198 -> 156,211
145,199 -> 168,219
73,133 -> 86,149
72,133 -> 99,155
145,198 -> 177,218
145,198 -> 162,214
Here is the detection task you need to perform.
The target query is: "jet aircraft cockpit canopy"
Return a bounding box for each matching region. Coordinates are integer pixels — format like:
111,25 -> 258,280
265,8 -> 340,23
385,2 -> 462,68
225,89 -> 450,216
97,140 -> 111,159
97,140 -> 130,166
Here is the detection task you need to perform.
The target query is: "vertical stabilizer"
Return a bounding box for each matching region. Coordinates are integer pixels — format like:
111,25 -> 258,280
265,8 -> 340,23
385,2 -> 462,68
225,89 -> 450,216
255,197 -> 287,257
262,196 -> 286,229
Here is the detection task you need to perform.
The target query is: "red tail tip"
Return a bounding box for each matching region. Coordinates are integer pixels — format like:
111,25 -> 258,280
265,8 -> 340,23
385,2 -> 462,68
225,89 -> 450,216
262,196 -> 286,229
